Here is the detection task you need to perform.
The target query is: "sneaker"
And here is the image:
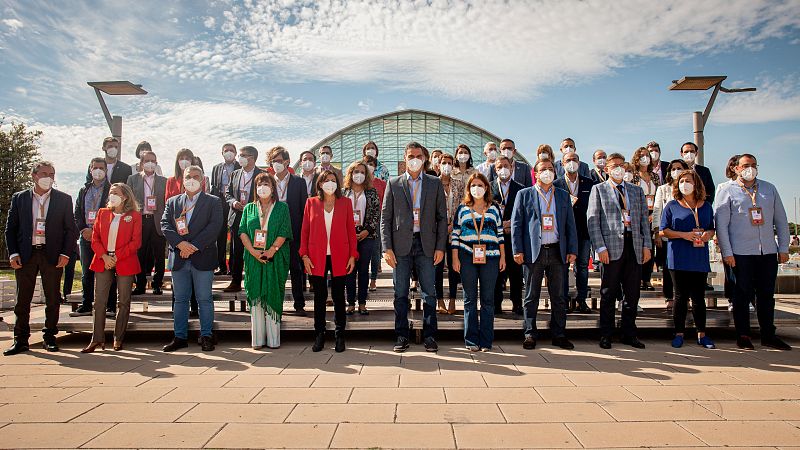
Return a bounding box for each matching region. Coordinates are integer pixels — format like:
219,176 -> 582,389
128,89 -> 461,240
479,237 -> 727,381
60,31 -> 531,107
69,305 -> 92,317
393,336 -> 410,353
424,337 -> 438,352
671,335 -> 684,348
697,336 -> 716,349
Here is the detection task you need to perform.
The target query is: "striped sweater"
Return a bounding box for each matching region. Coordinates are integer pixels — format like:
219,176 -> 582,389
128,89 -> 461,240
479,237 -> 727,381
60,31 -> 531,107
450,204 -> 504,258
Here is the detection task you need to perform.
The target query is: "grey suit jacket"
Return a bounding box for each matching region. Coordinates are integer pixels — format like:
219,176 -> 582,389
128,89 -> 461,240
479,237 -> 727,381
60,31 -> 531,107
586,181 -> 652,263
127,172 -> 167,236
381,173 -> 448,258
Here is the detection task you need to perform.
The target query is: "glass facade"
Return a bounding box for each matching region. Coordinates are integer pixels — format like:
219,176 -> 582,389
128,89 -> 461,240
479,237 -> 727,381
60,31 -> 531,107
300,109 -> 529,176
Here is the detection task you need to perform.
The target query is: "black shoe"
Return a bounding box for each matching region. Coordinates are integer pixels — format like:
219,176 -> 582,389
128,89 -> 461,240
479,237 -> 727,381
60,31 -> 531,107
294,306 -> 307,316
599,336 -> 612,349
512,307 -> 524,316
214,269 -> 227,276
312,333 -> 325,352
393,336 -> 410,353
3,340 -> 29,356
523,336 -> 536,350
42,339 -> 59,352
705,283 -> 714,291
69,305 -> 92,317
552,337 -> 575,350
152,286 -> 163,295
643,283 -> 655,291
222,281 -> 242,292
424,337 -> 438,352
163,338 -> 188,352
575,302 -> 592,314
621,336 -> 646,349
131,286 -> 146,296
761,336 -> 792,351
200,335 -> 215,352
335,333 -> 346,353
737,336 -> 755,350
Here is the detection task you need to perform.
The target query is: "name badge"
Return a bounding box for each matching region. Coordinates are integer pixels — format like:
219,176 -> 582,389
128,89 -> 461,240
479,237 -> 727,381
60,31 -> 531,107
87,210 -> 97,225
646,195 -> 655,210
472,244 -> 486,264
176,217 -> 189,236
749,207 -> 763,226
146,196 -> 157,211
253,229 -> 267,249
622,209 -> 631,227
353,210 -> 362,226
542,214 -> 554,231
413,207 -> 420,226
239,189 -> 248,203
35,218 -> 46,236
570,195 -> 578,206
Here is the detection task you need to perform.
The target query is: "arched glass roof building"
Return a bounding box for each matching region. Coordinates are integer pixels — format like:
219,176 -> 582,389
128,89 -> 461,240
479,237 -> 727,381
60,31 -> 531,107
298,109 -> 531,176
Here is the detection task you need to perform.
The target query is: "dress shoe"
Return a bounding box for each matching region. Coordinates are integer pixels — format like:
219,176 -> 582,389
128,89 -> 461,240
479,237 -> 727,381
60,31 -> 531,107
42,339 -> 59,352
358,305 -> 369,315
214,269 -> 228,276
81,342 -> 105,353
200,335 -> 215,352
163,337 -> 188,352
761,336 -> 792,351
197,333 -> 218,346
294,306 -> 307,316
131,286 -> 146,296
552,337 -> 575,350
424,337 -> 438,352
69,305 -> 92,317
599,336 -> 612,349
575,302 -> 592,314
152,286 -> 163,295
393,336 -> 410,353
335,333 -> 346,353
737,336 -> 755,350
222,282 -> 242,292
346,305 -> 355,316
621,336 -> 646,349
3,340 -> 29,356
312,332 -> 325,352
522,336 -> 536,350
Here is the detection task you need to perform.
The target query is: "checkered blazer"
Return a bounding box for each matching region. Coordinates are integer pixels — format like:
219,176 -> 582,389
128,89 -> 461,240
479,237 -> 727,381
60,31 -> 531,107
587,181 -> 652,263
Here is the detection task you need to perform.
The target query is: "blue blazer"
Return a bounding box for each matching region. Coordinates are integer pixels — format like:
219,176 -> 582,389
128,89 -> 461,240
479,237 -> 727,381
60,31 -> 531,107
161,192 -> 223,272
5,188 -> 78,266
510,185 -> 578,264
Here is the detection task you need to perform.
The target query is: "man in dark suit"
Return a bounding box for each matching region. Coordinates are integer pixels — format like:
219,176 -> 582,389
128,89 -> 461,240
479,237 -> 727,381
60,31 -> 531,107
223,145 -> 263,292
70,157 -> 113,317
268,146 -> 309,314
511,159 -> 578,350
84,137 -> 133,185
298,150 -> 318,197
680,142 -> 715,204
590,149 -> 608,183
555,138 -> 592,179
647,141 -> 670,185
490,156 -> 524,315
4,161 -> 79,355
554,152 -> 596,314
161,165 -> 223,352
488,138 -> 533,187
382,142 -> 448,353
127,150 -> 167,295
210,143 -> 240,275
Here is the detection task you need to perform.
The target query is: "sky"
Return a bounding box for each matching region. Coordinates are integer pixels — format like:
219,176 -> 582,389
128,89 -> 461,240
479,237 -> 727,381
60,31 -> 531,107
1,0 -> 799,215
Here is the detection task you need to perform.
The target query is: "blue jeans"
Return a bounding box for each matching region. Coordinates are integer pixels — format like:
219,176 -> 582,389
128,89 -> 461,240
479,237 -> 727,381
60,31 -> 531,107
347,238 -> 375,306
370,227 -> 382,280
172,261 -> 214,339
79,237 -> 116,310
458,250 -> 497,348
562,238 -> 591,302
393,236 -> 437,339
523,246 -> 566,338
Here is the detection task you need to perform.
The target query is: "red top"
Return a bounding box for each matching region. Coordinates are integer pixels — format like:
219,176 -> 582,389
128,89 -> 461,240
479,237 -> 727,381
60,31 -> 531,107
299,197 -> 359,277
89,208 -> 142,276
372,178 -> 387,208
529,168 -> 538,185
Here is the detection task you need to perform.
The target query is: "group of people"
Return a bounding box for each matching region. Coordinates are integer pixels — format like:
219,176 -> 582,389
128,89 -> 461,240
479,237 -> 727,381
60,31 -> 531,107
2,134 -> 792,357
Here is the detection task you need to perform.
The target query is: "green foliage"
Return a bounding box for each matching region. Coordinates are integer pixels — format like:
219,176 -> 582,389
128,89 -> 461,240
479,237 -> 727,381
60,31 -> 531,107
0,119 -> 43,261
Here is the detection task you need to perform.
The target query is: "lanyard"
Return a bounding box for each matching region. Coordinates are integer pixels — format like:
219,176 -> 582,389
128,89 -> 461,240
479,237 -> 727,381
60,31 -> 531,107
608,180 -> 628,210
535,186 -> 554,213
276,175 -> 288,199
566,176 -> 579,197
737,180 -> 758,207
143,175 -> 154,196
181,200 -> 197,218
678,199 -> 701,228
34,193 -> 49,219
409,177 -> 421,207
469,207 -> 486,244
241,171 -> 254,191
497,179 -> 508,205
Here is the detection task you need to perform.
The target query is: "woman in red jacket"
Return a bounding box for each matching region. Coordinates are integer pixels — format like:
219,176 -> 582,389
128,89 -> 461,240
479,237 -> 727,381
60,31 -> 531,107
82,183 -> 142,352
300,170 -> 358,353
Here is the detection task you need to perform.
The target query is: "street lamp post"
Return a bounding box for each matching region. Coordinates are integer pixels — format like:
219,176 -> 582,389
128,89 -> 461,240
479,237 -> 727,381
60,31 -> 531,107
669,76 -> 756,166
87,81 -> 147,161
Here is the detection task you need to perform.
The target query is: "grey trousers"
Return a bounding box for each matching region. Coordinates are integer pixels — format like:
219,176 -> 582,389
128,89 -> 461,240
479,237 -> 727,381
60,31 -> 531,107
92,270 -> 134,344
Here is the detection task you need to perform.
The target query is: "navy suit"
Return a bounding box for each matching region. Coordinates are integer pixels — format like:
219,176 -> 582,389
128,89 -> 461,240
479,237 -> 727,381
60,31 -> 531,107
693,164 -> 715,204
490,178 -> 524,313
488,160 -> 533,188
554,175 -> 596,306
281,174 -> 309,308
161,192 -> 224,272
555,160 -> 592,180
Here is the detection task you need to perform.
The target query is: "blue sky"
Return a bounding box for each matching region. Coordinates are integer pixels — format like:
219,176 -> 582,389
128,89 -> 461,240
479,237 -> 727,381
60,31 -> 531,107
1,0 -> 799,214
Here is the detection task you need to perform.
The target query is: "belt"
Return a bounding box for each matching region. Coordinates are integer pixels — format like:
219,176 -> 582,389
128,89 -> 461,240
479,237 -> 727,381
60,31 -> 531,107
143,214 -> 155,218
32,244 -> 45,250
541,243 -> 559,249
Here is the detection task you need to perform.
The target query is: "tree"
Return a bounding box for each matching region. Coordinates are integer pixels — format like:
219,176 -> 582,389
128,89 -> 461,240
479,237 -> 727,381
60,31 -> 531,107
0,119 -> 42,264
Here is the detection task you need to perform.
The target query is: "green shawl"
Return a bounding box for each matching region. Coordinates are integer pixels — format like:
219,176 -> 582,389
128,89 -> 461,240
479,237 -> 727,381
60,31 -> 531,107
238,201 -> 292,321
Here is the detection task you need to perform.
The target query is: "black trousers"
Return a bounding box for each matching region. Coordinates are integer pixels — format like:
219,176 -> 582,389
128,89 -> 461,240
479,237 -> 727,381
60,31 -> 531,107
14,249 -> 62,341
229,224 -> 244,284
654,240 -> 673,299
671,270 -> 707,334
495,232 -> 522,311
435,244 -> 460,300
136,215 -> 166,289
599,234 -> 641,338
290,240 -> 306,308
641,233 -> 655,285
732,254 -> 778,339
310,256 -> 346,334
216,204 -> 230,272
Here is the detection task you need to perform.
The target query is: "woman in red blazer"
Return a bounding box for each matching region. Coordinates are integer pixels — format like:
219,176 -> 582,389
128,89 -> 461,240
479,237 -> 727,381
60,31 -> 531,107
82,183 -> 142,353
300,170 -> 358,353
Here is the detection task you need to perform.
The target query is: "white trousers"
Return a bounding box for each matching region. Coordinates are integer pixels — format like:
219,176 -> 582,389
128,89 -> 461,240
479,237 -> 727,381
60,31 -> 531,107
251,303 -> 280,348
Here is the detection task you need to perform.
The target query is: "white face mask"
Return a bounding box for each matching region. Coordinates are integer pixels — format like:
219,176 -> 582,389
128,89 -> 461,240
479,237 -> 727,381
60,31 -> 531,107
365,149 -> 377,158
142,162 -> 157,173
470,185 -> 486,199
301,160 -> 315,171
538,153 -> 549,161
238,155 -> 250,167
538,170 -> 554,185
256,185 -> 272,199
497,167 -> 511,180
610,166 -> 625,181
623,172 -> 634,183
431,157 -> 440,168
91,168 -> 106,181
682,151 -> 696,164
352,173 -> 366,185
223,151 -> 236,163
37,177 -> 53,190
321,180 -> 337,195
107,193 -> 122,207
105,146 -> 119,159
457,153 -> 470,164
649,151 -> 660,161
179,159 -> 191,170
740,167 -> 758,181
440,163 -> 452,176
183,179 -> 201,193
639,156 -> 651,166
670,169 -> 682,181
406,157 -> 423,172
486,150 -> 497,161
595,158 -> 606,168
272,162 -> 285,174
679,181 -> 694,196
501,149 -> 513,158
320,153 -> 332,164
564,161 -> 579,174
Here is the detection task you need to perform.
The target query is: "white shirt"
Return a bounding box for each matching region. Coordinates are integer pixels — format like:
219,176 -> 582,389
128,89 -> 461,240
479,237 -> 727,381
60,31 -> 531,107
107,213 -> 123,253
349,190 -> 366,226
302,171 -> 315,196
240,168 -> 255,194
324,207 -> 334,255
31,189 -> 51,246
276,173 -> 290,202
106,162 -> 116,182
143,173 -> 155,212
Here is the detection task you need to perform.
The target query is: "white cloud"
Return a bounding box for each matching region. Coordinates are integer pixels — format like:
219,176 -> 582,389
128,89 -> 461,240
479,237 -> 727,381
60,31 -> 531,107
2,18 -> 23,33
14,87 -> 27,96
203,16 -> 216,29
162,0 -> 800,103
714,76 -> 800,124
357,99 -> 372,112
